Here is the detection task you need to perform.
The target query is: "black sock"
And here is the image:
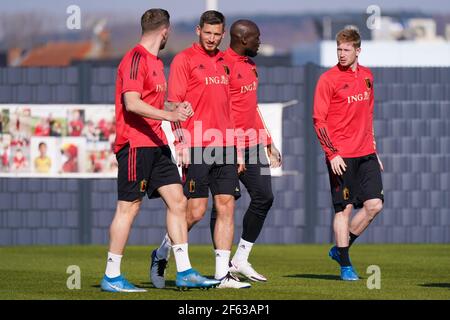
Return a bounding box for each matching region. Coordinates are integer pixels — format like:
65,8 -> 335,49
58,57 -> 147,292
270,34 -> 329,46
337,246 -> 351,267
349,232 -> 359,247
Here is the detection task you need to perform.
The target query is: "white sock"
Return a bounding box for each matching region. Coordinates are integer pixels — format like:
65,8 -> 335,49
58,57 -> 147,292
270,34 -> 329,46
232,238 -> 254,264
172,243 -> 192,272
215,249 -> 231,280
156,234 -> 172,260
105,252 -> 122,278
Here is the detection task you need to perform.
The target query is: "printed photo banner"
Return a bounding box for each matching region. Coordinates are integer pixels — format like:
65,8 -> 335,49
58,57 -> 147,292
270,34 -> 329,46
0,103 -> 293,178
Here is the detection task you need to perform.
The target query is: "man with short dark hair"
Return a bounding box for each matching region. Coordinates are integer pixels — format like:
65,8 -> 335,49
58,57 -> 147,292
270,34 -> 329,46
150,10 -> 250,289
313,28 -> 384,281
101,8 -> 219,293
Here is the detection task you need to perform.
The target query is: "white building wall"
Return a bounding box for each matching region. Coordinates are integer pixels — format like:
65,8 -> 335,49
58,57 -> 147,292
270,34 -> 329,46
320,41 -> 450,67
293,41 -> 450,67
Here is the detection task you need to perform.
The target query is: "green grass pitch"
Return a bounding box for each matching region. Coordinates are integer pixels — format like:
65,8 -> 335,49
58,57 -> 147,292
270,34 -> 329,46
1,244 -> 449,300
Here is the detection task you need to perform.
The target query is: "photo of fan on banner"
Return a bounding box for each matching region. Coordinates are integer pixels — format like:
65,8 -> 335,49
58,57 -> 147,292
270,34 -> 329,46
0,105 -> 117,176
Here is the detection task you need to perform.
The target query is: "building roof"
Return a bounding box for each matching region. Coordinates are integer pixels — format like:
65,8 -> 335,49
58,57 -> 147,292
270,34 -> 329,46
20,41 -> 93,67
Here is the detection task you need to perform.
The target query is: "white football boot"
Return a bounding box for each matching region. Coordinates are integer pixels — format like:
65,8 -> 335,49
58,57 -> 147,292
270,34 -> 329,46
217,272 -> 251,289
229,260 -> 267,282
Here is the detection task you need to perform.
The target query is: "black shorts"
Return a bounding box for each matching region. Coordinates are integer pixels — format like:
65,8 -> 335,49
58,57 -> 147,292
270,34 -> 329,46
243,143 -> 270,166
238,143 -> 273,199
239,143 -> 272,189
327,153 -> 384,213
116,144 -> 181,201
183,146 -> 240,199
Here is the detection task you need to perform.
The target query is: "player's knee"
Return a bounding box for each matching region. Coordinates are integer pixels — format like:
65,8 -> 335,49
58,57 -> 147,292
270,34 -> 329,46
250,191 -> 273,215
215,196 -> 235,214
117,199 -> 141,217
177,195 -> 188,210
180,196 -> 188,210
366,200 -> 383,218
188,203 -> 207,224
169,196 -> 188,217
263,192 -> 274,209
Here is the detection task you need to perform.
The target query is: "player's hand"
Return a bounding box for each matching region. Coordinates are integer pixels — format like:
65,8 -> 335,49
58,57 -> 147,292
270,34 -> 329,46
237,163 -> 246,175
377,154 -> 384,172
176,145 -> 190,168
178,101 -> 194,117
236,148 -> 246,174
268,144 -> 282,168
330,155 -> 346,176
168,107 -> 190,122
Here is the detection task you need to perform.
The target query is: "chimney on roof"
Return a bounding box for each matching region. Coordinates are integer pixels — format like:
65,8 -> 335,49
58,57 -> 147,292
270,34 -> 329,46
7,48 -> 24,66
206,0 -> 218,11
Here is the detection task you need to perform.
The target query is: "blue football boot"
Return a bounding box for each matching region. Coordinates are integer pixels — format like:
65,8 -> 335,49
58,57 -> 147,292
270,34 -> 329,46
176,268 -> 221,290
340,266 -> 359,281
101,275 -> 147,292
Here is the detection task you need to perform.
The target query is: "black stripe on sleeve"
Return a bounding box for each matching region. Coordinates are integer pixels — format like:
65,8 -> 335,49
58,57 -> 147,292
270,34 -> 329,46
130,52 -> 138,80
133,54 -> 142,80
319,128 -> 338,153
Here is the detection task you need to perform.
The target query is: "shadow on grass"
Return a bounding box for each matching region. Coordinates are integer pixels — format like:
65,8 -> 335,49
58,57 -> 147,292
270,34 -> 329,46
284,274 -> 341,281
419,283 -> 450,289
139,281 -> 179,291
92,277 -> 220,292
91,281 -> 179,291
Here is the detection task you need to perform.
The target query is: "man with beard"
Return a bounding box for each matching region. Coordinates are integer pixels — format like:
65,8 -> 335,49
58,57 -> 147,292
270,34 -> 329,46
101,8 -> 219,293
150,11 -> 250,289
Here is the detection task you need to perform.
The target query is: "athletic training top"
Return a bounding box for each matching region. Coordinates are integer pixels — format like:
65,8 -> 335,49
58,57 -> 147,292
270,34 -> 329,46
168,43 -> 234,147
313,63 -> 377,160
114,44 -> 168,153
223,47 -> 272,148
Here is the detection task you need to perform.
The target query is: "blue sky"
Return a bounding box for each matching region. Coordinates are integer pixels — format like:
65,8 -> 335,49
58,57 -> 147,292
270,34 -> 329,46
1,0 -> 450,22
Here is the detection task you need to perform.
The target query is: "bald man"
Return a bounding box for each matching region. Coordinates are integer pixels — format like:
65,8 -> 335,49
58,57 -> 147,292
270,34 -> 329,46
210,20 -> 282,282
